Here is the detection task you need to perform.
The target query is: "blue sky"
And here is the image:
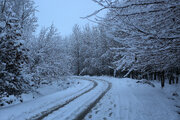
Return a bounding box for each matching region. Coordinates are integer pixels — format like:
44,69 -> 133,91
34,0 -> 106,37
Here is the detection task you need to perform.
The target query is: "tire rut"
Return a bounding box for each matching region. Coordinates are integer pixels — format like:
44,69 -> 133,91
28,79 -> 97,120
72,77 -> 112,120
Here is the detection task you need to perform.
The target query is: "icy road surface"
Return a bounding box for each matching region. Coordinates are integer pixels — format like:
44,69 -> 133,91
0,76 -> 179,120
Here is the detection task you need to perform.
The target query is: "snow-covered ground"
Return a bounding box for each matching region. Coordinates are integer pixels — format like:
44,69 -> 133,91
0,77 -> 78,107
0,78 -> 93,120
85,76 -> 180,120
0,76 -> 179,120
43,77 -> 110,120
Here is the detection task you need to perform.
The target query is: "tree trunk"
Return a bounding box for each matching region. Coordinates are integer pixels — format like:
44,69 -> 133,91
172,75 -> 175,84
131,71 -> 134,79
154,72 -> 157,80
176,69 -> 179,84
161,71 -> 165,88
169,76 -> 172,85
138,74 -> 141,80
113,69 -> 116,77
158,72 -> 161,81
169,75 -> 174,85
176,77 -> 179,84
150,73 -> 153,80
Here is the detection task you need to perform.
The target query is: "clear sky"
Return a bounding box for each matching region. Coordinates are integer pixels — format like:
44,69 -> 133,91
34,0 -> 105,37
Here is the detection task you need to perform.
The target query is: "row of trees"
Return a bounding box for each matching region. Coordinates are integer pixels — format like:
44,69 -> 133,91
56,0 -> 179,88
69,24 -> 114,76
65,0 -> 179,88
0,0 -> 179,101
86,0 -> 180,87
27,0 -> 179,88
0,0 -> 71,101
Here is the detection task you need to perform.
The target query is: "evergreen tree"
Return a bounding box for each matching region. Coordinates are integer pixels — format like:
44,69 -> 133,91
0,0 -> 28,96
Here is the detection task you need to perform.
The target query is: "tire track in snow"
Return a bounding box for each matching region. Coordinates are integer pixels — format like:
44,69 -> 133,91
28,78 -> 97,120
72,77 -> 112,120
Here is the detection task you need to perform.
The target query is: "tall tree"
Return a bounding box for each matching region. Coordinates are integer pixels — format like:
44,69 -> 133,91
90,0 -> 180,87
0,0 -> 29,96
71,24 -> 82,75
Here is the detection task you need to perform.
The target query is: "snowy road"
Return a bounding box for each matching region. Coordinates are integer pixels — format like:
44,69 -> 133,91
0,77 -> 111,120
42,77 -> 111,120
85,77 -> 180,120
0,77 -> 179,120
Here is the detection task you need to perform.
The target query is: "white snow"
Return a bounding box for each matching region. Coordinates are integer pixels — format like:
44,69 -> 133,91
0,78 -> 92,120
0,76 -> 179,120
0,77 -> 79,107
43,77 -> 109,120
0,21 -> 6,28
85,76 -> 180,120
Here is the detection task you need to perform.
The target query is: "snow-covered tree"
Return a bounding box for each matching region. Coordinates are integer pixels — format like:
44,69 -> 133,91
12,0 -> 37,41
0,0 -> 29,96
91,0 -> 180,87
69,24 -> 115,76
70,24 -> 82,75
26,24 -> 71,86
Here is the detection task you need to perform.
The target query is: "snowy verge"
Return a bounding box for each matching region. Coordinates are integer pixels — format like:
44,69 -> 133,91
0,77 -> 78,107
0,78 -> 93,120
